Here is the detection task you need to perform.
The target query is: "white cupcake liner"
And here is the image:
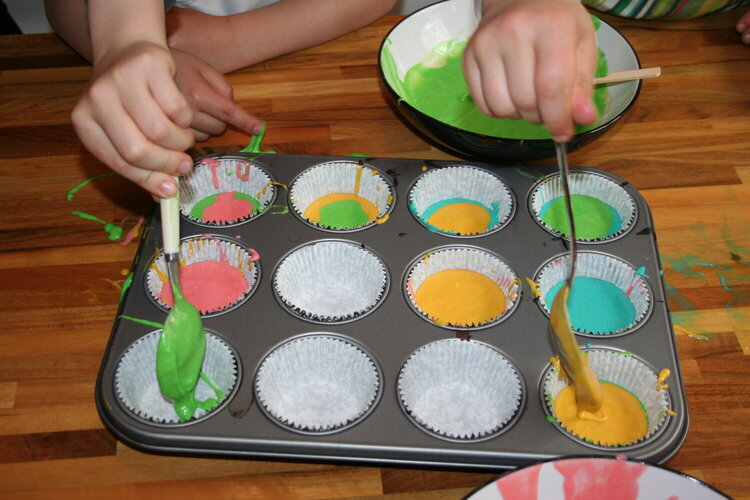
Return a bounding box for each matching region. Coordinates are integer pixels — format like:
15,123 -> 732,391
180,156 -> 276,226
115,331 -> 238,424
272,240 -> 389,323
529,171 -> 637,242
404,246 -> 521,329
398,339 -> 524,441
542,347 -> 671,448
146,235 -> 260,316
408,165 -> 514,236
254,333 -> 382,433
288,161 -> 395,231
535,252 -> 651,336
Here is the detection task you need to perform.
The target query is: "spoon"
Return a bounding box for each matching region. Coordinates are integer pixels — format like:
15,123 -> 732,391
593,67 -> 661,85
547,142 -> 604,415
155,179 -> 211,421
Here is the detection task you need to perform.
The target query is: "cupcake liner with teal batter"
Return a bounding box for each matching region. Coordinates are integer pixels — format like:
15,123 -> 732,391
408,165 -> 515,237
254,333 -> 382,434
529,171 -> 637,242
272,239 -> 389,323
404,245 -> 520,329
180,156 -> 277,226
115,331 -> 238,425
541,347 -> 671,449
398,338 -> 524,441
535,251 -> 651,336
146,235 -> 260,316
288,160 -> 395,231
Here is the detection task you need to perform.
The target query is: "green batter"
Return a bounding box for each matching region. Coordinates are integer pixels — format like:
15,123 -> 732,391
382,30 -> 609,140
540,194 -> 622,239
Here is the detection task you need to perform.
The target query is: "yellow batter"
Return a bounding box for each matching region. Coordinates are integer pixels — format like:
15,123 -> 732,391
304,193 -> 379,223
553,382 -> 648,446
413,269 -> 506,326
426,202 -> 491,235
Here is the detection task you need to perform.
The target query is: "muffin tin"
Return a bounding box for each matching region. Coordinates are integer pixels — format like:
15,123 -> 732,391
96,153 -> 688,470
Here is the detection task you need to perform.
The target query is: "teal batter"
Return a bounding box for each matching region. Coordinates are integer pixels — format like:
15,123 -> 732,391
546,276 -> 635,334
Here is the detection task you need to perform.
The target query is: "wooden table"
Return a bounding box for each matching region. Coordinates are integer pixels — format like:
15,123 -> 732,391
1,10 -> 748,499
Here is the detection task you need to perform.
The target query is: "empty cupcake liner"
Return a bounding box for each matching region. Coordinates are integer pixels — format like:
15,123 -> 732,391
115,330 -> 238,425
254,333 -> 382,434
535,251 -> 651,336
180,155 -> 277,226
408,165 -> 515,237
529,171 -> 637,242
541,347 -> 671,448
272,239 -> 389,323
146,235 -> 260,316
398,338 -> 524,441
404,246 -> 521,329
288,161 -> 395,231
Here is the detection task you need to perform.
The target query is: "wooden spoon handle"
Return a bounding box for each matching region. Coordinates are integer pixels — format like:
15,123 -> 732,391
594,67 -> 661,85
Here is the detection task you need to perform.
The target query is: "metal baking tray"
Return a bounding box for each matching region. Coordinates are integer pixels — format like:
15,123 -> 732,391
95,153 -> 688,470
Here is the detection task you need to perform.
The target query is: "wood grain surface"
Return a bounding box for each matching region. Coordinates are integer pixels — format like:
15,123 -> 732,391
1,10 -> 749,499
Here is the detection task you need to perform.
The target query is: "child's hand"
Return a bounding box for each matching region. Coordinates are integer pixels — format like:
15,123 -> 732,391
737,9 -> 750,44
71,41 -> 195,198
462,0 -> 597,142
171,49 -> 262,142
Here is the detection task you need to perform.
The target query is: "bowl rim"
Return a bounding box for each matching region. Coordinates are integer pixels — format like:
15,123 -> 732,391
377,0 -> 643,144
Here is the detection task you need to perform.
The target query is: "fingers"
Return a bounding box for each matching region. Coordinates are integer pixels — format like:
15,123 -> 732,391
72,99 -> 192,198
571,35 -> 598,127
738,9 -> 750,44
197,79 -> 262,136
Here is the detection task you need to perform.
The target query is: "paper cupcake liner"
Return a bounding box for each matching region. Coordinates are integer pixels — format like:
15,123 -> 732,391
288,160 -> 395,231
398,338 -> 524,441
272,239 -> 389,323
529,171 -> 637,242
404,246 -> 521,329
254,333 -> 382,434
408,165 -> 514,237
180,155 -> 276,226
115,330 -> 238,424
542,347 -> 671,448
146,235 -> 260,316
535,251 -> 651,336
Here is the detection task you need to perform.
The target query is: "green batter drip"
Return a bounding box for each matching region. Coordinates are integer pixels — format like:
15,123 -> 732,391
72,211 -> 123,241
318,200 -> 370,229
156,283 -> 219,421
382,17 -> 609,140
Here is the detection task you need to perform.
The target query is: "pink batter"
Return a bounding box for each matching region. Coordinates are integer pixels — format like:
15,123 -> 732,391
159,258 -> 249,314
496,463 -> 541,500
553,458 -> 646,500
492,457 -> 648,500
202,191 -> 255,223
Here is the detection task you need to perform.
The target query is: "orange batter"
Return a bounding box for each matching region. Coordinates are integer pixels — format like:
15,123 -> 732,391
426,202 -> 492,235
413,269 -> 506,326
553,382 -> 648,446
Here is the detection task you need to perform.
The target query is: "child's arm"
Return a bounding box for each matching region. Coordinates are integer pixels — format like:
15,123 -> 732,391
165,0 -> 397,74
462,0 -> 597,142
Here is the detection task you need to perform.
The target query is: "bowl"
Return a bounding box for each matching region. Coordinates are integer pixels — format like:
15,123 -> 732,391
378,0 -> 642,162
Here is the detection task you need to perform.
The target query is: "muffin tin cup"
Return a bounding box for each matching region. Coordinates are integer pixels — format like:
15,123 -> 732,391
254,333 -> 383,435
541,347 -> 672,449
397,338 -> 525,442
146,235 -> 260,317
114,330 -> 239,425
288,160 -> 395,232
180,155 -> 277,227
404,245 -> 521,330
534,251 -> 652,337
272,239 -> 389,324
529,170 -> 637,242
407,165 -> 515,237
